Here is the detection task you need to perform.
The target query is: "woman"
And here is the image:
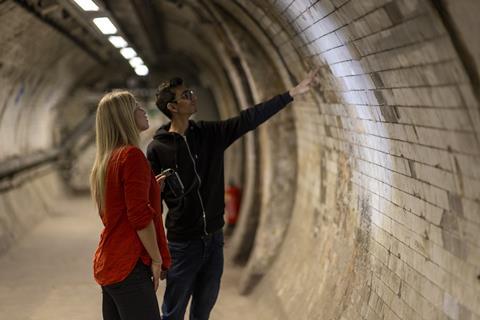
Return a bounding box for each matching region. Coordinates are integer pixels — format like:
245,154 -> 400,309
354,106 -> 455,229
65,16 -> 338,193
90,90 -> 171,320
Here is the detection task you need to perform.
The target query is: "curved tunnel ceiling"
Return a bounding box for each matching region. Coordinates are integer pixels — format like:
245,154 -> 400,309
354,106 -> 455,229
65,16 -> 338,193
1,0 -> 480,319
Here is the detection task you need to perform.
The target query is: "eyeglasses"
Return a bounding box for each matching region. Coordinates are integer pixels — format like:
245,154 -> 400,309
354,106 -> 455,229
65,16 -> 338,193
172,89 -> 195,103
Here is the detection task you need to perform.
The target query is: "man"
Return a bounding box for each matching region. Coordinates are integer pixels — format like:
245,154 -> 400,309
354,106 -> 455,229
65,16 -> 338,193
147,71 -> 318,320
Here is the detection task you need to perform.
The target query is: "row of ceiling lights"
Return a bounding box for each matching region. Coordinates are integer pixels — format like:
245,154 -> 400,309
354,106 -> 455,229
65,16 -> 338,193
72,0 -> 149,76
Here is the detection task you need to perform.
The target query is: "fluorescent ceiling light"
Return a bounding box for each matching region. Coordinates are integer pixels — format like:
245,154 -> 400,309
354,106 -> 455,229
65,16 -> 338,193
72,0 -> 99,11
129,57 -> 144,68
120,47 -> 137,59
93,17 -> 117,35
135,65 -> 149,76
108,36 -> 128,48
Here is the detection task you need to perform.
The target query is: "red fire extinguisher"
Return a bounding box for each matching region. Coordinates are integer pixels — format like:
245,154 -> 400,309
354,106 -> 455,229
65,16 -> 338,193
225,181 -> 241,228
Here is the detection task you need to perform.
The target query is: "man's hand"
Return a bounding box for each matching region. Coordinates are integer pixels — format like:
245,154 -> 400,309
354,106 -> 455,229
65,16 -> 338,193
160,269 -> 168,280
289,67 -> 320,98
155,174 -> 167,192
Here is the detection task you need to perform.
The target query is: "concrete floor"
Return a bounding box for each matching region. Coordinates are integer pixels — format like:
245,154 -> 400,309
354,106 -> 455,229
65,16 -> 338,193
0,196 -> 258,320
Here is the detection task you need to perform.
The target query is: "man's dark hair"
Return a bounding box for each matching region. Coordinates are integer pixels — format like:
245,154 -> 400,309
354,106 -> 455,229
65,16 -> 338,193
155,77 -> 184,119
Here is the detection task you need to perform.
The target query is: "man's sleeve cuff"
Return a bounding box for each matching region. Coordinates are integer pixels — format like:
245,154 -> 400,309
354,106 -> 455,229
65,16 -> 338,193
281,91 -> 294,104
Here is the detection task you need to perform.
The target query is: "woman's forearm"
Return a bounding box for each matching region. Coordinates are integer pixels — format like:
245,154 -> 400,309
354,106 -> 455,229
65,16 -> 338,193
137,221 -> 162,263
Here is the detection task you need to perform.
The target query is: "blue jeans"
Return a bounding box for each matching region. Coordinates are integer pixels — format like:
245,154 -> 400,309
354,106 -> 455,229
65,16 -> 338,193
161,231 -> 224,320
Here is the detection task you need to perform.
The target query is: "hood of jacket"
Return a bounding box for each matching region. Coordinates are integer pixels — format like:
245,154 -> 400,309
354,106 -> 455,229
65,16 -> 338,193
153,120 -> 199,141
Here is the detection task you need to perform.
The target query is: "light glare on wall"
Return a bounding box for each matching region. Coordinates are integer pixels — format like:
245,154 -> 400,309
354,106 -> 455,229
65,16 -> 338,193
120,47 -> 137,59
129,57 -> 144,68
108,36 -> 128,48
72,0 -> 99,11
93,17 -> 117,34
135,65 -> 149,76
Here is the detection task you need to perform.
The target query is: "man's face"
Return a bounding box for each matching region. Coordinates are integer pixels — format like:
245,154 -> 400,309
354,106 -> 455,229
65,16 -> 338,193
171,85 -> 197,117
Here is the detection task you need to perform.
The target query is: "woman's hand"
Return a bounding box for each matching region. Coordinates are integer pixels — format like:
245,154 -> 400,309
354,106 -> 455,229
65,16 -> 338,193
151,261 -> 162,291
289,67 -> 320,98
155,174 -> 167,192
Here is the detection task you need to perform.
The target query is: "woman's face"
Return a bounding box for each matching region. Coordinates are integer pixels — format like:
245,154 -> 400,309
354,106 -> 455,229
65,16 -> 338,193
134,103 -> 149,131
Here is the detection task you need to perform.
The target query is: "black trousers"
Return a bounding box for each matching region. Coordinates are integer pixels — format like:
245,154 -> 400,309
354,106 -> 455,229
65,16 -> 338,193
102,261 -> 161,320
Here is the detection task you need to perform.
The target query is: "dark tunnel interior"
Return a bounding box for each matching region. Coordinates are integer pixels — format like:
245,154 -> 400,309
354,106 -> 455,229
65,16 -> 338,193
1,0 -> 480,319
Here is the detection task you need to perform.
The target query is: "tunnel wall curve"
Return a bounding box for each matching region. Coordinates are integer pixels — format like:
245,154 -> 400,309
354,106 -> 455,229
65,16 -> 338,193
222,0 -> 480,319
211,1 -> 301,294
0,2 -> 99,254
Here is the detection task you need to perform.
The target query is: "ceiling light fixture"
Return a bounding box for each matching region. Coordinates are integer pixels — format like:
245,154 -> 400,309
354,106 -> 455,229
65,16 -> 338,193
70,2 -> 148,78
93,17 -> 117,34
120,47 -> 137,59
72,0 -> 99,11
135,65 -> 149,76
108,36 -> 128,48
129,57 -> 144,68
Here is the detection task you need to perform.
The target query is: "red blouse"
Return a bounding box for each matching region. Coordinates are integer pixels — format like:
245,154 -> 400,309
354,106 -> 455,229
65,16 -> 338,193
93,146 -> 171,286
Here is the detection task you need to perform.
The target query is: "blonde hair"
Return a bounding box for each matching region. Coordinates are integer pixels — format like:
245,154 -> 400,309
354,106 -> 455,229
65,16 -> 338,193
90,90 -> 139,212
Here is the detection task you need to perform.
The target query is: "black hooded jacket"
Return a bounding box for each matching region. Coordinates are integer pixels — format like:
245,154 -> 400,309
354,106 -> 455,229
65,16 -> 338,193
147,92 -> 293,241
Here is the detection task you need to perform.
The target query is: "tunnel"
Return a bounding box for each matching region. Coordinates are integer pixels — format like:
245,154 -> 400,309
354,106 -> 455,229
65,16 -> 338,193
1,0 -> 480,319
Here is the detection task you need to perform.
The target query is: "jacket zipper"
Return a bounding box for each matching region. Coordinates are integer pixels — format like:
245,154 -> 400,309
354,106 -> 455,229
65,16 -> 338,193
181,135 -> 208,236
